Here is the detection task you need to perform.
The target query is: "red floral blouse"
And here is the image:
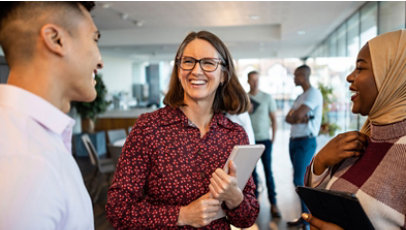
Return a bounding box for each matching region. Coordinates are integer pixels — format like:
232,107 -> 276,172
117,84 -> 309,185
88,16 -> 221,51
106,106 -> 259,229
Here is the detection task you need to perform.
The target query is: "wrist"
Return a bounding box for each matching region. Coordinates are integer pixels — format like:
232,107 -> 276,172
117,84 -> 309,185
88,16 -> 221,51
176,206 -> 186,226
225,190 -> 244,209
313,154 -> 327,175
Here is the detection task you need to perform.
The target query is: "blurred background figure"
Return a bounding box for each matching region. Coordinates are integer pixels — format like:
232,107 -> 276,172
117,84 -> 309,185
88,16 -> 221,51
285,65 -> 323,228
247,70 -> 281,219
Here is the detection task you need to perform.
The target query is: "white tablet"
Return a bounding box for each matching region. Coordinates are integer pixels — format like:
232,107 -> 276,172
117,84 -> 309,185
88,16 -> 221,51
213,144 -> 265,220
223,144 -> 265,189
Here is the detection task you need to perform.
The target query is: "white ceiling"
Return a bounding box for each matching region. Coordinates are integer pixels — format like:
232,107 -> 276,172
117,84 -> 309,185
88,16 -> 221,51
93,1 -> 365,61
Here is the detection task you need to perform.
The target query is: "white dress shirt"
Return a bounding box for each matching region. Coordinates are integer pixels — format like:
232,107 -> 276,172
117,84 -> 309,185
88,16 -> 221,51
0,85 -> 94,230
226,112 -> 256,145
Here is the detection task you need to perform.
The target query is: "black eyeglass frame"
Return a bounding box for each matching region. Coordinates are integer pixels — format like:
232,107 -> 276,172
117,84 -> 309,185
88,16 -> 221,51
176,56 -> 225,72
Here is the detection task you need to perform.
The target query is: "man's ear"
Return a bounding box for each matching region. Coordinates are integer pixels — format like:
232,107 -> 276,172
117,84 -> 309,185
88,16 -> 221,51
40,24 -> 67,57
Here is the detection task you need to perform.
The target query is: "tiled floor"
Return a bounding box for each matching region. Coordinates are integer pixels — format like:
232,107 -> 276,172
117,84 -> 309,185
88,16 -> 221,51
78,129 -> 330,230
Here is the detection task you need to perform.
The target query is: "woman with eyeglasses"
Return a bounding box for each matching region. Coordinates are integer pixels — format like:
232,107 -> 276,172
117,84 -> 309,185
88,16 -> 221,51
106,31 -> 259,229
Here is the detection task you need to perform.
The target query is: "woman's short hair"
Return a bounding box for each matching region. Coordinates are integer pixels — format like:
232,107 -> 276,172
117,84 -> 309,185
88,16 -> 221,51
163,31 -> 249,114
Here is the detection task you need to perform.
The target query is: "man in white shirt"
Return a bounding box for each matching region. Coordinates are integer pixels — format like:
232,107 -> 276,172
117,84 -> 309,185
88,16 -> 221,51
0,2 -> 103,229
285,65 -> 323,228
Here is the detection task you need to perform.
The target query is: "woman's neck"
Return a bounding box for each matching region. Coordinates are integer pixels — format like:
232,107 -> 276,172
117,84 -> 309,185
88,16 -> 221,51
181,99 -> 214,138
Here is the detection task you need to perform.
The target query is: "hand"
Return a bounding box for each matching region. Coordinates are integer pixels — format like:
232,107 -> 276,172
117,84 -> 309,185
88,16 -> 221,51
302,213 -> 344,230
177,192 -> 221,228
313,131 -> 368,175
296,115 -> 309,124
209,160 -> 244,209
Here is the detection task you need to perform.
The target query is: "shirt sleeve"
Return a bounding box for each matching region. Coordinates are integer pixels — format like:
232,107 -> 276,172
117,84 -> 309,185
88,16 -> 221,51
268,94 -> 277,113
223,132 -> 260,227
304,158 -> 331,188
105,120 -> 180,229
303,88 -> 323,110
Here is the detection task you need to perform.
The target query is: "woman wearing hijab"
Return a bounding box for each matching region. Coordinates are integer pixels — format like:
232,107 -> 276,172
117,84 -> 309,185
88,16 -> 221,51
302,29 -> 406,229
105,31 -> 259,229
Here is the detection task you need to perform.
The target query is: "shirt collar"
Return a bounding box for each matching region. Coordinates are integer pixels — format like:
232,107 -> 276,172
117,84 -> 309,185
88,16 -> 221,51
370,119 -> 406,141
0,84 -> 75,136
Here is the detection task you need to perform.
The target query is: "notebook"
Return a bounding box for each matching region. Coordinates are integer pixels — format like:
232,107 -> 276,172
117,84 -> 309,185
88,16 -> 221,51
296,186 -> 374,230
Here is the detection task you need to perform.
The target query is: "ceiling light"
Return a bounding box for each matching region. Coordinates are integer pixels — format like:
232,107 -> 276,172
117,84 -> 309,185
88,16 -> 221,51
102,3 -> 111,9
297,30 -> 306,35
132,20 -> 144,27
249,15 -> 260,20
121,13 -> 129,20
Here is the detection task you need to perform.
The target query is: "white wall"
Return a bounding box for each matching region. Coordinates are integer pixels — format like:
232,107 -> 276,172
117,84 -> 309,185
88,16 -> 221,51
99,54 -> 133,95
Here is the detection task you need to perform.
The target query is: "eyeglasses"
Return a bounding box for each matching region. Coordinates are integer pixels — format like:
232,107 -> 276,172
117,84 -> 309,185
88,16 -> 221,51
177,56 -> 223,72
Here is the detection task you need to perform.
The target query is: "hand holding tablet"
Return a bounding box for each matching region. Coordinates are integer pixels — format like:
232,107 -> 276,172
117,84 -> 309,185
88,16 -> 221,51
211,144 -> 265,220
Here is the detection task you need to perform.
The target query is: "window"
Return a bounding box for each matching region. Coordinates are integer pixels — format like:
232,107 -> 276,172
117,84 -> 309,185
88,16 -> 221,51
360,2 -> 378,46
379,1 -> 405,34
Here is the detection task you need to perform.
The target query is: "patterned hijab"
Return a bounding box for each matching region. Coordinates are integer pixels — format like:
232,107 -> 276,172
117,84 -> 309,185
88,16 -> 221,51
361,30 -> 406,135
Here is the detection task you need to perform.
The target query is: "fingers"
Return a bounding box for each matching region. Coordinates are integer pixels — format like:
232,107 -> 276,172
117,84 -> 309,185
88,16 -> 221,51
345,139 -> 365,152
209,183 -> 221,199
201,192 -> 212,199
228,160 -> 237,177
302,213 -> 324,229
302,213 -> 343,230
210,166 -> 238,199
339,131 -> 368,145
336,131 -> 368,154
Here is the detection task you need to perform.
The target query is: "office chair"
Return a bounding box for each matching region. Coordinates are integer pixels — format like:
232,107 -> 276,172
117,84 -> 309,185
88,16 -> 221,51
81,134 -> 115,203
107,144 -> 122,166
107,129 -> 127,145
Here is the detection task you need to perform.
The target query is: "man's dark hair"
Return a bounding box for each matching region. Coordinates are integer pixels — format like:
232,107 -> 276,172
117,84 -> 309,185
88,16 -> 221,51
247,70 -> 259,79
296,64 -> 311,78
0,2 -> 95,23
0,2 -> 95,66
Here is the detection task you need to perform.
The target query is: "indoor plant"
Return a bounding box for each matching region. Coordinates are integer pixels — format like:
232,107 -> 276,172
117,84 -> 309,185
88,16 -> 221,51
318,83 -> 340,136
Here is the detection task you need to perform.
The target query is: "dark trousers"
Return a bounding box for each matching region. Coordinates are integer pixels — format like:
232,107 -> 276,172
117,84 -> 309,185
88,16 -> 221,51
252,139 -> 277,205
289,136 -> 317,213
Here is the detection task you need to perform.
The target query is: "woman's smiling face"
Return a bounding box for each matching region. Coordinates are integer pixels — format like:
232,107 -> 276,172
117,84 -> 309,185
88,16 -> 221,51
346,43 -> 378,116
178,38 -> 224,105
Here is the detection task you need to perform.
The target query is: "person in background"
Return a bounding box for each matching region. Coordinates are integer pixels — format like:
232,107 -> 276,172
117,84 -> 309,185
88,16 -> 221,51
302,29 -> 406,230
285,64 -> 323,228
247,70 -> 281,219
0,2 -> 103,229
226,112 -> 255,145
106,30 -> 259,229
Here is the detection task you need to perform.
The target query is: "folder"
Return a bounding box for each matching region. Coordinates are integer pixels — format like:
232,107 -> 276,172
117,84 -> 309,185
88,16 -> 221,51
296,186 -> 374,230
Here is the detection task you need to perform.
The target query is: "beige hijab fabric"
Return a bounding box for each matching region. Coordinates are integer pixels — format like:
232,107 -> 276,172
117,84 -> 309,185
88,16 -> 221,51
361,30 -> 406,135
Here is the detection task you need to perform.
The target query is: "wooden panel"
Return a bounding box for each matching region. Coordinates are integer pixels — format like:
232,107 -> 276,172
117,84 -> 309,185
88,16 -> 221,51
95,118 -> 137,134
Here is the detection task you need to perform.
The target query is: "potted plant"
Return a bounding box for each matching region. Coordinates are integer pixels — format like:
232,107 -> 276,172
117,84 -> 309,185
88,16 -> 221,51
72,73 -> 110,133
318,83 -> 340,136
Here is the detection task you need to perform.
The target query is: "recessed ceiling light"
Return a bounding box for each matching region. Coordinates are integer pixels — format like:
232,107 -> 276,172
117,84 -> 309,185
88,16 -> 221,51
249,15 -> 260,20
102,3 -> 111,9
133,20 -> 144,27
121,13 -> 129,20
297,30 -> 306,35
